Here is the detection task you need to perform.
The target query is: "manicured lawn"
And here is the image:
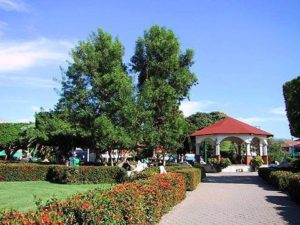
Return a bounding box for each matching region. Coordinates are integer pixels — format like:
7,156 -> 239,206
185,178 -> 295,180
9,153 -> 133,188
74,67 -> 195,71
0,181 -> 113,212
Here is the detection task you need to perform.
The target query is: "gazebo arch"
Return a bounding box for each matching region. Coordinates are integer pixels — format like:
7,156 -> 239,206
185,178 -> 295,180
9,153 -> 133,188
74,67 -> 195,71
191,117 -> 273,165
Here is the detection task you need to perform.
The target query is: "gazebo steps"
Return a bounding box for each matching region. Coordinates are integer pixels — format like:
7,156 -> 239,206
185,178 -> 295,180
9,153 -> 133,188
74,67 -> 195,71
222,164 -> 253,173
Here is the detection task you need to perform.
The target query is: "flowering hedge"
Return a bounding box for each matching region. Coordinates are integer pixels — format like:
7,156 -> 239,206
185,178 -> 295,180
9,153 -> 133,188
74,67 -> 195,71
166,167 -> 200,191
0,173 -> 186,225
47,166 -> 127,184
0,163 -> 127,184
0,163 -> 50,181
130,166 -> 201,191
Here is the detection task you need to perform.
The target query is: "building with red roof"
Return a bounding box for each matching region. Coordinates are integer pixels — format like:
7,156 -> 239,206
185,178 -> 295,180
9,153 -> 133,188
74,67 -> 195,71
192,117 -> 273,165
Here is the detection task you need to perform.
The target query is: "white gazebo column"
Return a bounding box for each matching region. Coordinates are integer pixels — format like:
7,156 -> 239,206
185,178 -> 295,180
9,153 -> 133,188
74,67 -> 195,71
195,143 -> 200,162
245,141 -> 252,165
259,143 -> 263,156
262,142 -> 268,165
215,141 -> 221,162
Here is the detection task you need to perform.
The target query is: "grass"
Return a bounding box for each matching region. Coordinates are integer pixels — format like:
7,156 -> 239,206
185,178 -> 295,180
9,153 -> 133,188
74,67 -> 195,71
0,181 -> 113,212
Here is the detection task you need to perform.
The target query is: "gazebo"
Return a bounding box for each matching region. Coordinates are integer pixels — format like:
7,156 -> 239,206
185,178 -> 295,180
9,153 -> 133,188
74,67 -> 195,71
191,117 -> 273,165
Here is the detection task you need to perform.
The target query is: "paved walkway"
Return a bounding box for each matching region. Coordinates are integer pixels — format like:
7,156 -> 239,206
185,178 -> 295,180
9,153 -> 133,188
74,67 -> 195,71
160,172 -> 300,225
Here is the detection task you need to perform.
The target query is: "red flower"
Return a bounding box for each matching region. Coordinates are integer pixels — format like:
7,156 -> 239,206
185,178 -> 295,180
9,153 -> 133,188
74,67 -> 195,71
82,203 -> 89,209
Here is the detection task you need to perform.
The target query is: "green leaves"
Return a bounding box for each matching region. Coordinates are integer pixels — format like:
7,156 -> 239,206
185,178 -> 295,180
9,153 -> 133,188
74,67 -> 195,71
132,25 -> 198,154
283,76 -> 300,138
28,25 -> 199,157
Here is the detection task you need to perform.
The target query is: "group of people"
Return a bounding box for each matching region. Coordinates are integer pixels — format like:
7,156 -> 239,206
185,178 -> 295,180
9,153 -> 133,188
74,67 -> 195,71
0,148 -> 28,161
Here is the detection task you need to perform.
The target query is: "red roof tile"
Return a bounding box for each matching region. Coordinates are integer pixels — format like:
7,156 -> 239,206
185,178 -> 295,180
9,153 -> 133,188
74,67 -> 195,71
191,117 -> 273,137
282,141 -> 300,148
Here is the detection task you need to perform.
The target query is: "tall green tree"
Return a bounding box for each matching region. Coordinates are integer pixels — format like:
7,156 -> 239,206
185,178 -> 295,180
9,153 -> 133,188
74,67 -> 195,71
186,111 -> 227,133
283,76 -> 300,138
184,111 -> 227,152
131,26 -> 198,156
37,29 -> 137,161
0,123 -> 28,148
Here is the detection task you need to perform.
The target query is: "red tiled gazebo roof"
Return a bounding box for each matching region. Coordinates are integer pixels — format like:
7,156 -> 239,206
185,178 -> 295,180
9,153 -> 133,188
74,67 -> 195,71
191,117 -> 273,137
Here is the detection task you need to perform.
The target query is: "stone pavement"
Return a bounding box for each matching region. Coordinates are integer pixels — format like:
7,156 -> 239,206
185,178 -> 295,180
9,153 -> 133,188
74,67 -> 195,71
159,172 -> 300,225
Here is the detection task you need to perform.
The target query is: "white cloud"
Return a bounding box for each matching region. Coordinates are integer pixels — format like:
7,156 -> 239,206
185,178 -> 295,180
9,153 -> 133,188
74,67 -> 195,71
270,106 -> 286,116
0,0 -> 28,12
0,74 -> 58,88
179,100 -> 215,117
0,38 -> 72,72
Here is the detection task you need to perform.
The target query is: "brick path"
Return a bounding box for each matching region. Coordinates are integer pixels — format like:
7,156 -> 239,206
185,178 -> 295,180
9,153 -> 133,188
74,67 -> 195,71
160,172 -> 300,225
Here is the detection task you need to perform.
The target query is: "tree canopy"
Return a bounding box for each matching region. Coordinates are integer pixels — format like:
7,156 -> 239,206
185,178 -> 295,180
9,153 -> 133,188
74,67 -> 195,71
0,123 -> 29,148
35,29 -> 137,156
283,76 -> 300,138
131,25 -> 198,154
186,111 -> 227,133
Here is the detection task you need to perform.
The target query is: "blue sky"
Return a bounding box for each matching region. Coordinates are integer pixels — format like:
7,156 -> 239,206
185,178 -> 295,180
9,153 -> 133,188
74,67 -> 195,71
0,0 -> 299,139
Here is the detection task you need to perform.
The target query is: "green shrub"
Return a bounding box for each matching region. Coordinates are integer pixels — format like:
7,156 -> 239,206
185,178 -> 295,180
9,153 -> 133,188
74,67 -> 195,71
269,171 -> 295,191
0,163 -> 127,184
131,166 -> 201,191
47,166 -> 127,184
220,158 -> 232,169
193,163 -> 206,180
290,159 -> 300,171
208,157 -> 231,172
166,166 -> 201,191
129,167 -> 159,181
0,163 -> 49,181
288,175 -> 300,204
258,167 -> 274,181
251,156 -> 264,171
0,173 -> 186,225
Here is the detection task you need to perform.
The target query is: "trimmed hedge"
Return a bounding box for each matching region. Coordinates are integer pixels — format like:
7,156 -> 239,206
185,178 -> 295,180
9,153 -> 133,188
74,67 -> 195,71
258,167 -> 300,204
258,167 -> 275,181
288,175 -> 300,204
0,173 -> 186,225
166,166 -> 200,191
269,171 -> 295,191
47,166 -> 127,184
0,163 -> 127,184
0,163 -> 49,181
131,166 -> 201,191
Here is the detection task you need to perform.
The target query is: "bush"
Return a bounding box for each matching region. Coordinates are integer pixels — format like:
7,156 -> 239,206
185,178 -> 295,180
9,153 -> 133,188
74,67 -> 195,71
166,167 -> 200,191
258,167 -> 275,181
288,175 -> 300,204
193,163 -> 206,180
130,166 -> 201,191
0,173 -> 186,225
269,171 -> 295,191
47,166 -> 127,184
0,163 -> 49,181
208,157 -> 231,172
251,156 -> 264,171
0,163 -> 127,184
290,159 -> 300,171
220,158 -> 232,169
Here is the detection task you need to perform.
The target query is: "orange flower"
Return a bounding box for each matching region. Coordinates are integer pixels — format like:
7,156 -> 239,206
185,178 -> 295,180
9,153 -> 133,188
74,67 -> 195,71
82,203 -> 89,209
